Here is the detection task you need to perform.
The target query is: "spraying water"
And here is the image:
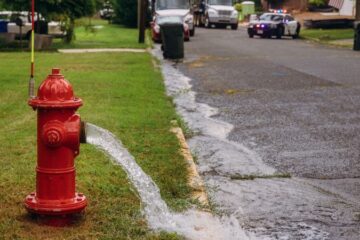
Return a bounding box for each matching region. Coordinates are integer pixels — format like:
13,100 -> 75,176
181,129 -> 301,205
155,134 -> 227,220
86,123 -> 255,240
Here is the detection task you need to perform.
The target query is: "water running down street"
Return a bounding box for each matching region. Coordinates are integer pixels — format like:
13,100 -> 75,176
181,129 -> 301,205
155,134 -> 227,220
153,25 -> 360,239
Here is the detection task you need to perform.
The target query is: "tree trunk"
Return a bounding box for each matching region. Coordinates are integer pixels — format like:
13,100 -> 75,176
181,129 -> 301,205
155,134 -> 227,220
356,0 -> 360,20
64,18 -> 75,43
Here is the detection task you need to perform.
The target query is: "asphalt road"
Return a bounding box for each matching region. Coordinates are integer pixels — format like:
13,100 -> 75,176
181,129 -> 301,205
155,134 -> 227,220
176,27 -> 360,239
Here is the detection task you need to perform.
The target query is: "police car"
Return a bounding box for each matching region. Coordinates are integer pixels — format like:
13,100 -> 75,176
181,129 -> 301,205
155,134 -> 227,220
247,11 -> 301,39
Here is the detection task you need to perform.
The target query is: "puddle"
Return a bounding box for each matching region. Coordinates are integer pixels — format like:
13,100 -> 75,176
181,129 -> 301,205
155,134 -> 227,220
86,123 -> 255,240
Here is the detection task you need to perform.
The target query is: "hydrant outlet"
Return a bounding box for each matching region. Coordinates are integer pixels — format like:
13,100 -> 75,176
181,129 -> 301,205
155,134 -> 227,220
80,121 -> 87,144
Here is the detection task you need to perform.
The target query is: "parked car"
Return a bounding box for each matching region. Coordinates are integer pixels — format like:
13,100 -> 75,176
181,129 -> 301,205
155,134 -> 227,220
247,12 -> 301,39
6,11 -> 65,39
0,11 -> 12,20
196,0 -> 239,30
151,15 -> 190,43
155,0 -> 195,37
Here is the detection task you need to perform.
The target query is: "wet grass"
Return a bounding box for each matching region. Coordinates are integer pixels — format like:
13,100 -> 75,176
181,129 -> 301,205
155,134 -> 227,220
0,51 -> 190,239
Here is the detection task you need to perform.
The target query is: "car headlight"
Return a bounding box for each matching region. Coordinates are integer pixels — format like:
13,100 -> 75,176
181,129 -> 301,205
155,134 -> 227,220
248,24 -> 254,28
231,10 -> 238,18
184,14 -> 193,24
208,9 -> 218,17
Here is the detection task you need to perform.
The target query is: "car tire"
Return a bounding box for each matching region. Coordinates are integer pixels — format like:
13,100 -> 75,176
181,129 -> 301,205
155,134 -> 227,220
248,29 -> 254,38
190,28 -> 195,37
292,25 -> 301,39
231,24 -> 238,30
276,26 -> 284,39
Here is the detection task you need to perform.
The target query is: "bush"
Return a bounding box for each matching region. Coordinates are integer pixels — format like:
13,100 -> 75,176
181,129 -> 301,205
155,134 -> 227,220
309,0 -> 327,7
234,3 -> 242,12
113,0 -> 138,28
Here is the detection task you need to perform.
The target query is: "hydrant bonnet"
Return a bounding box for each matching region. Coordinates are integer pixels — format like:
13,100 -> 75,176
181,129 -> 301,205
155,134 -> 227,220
29,68 -> 82,109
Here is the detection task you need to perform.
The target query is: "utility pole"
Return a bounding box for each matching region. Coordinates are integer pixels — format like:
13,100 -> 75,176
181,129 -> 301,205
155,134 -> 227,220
354,0 -> 360,50
138,0 -> 146,43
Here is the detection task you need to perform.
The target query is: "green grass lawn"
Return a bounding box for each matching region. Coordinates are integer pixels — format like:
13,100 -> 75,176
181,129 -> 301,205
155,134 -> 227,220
0,51 -> 189,239
0,18 -> 146,50
301,28 -> 354,46
52,18 -> 146,49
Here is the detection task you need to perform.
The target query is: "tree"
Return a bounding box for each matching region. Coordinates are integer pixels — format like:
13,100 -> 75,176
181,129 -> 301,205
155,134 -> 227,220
113,0 -> 138,28
264,0 -> 284,9
58,0 -> 96,42
1,0 -> 96,43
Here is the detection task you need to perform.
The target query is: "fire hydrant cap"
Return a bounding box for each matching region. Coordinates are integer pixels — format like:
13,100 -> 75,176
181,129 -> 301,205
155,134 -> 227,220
29,68 -> 82,108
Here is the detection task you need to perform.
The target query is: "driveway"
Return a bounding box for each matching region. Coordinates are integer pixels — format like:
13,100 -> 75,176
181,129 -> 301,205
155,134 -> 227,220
175,27 -> 360,239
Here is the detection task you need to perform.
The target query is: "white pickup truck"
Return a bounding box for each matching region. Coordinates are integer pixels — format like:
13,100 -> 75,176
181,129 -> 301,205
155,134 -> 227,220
198,0 -> 238,30
6,12 -> 65,38
155,0 -> 195,36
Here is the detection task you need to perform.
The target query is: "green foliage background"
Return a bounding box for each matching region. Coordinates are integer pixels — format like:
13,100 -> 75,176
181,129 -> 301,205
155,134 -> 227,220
0,0 -> 105,42
112,0 -> 138,28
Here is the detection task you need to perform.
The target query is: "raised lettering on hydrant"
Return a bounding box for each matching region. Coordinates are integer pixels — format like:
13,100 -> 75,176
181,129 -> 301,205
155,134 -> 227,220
25,68 -> 87,215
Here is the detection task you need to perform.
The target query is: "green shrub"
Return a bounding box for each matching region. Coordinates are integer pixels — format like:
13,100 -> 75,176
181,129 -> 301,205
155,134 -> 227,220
234,3 -> 242,12
309,0 -> 327,7
113,0 -> 138,28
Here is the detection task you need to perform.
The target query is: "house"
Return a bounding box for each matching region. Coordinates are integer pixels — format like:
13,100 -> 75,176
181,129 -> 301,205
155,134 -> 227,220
261,0 -> 308,11
329,0 -> 356,16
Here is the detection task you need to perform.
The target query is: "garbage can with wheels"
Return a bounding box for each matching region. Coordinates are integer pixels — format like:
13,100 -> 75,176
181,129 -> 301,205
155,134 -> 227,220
354,21 -> 360,51
159,16 -> 184,59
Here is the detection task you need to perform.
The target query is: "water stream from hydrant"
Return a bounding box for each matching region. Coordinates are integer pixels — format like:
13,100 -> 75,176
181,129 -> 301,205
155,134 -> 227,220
86,123 -> 254,240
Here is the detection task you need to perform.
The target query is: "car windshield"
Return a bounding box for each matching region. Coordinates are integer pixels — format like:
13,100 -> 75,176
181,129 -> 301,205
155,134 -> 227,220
156,0 -> 190,10
208,0 -> 233,6
259,14 -> 282,21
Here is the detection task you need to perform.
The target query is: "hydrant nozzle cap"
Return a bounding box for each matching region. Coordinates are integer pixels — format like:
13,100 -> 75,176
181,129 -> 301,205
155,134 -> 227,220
52,68 -> 61,75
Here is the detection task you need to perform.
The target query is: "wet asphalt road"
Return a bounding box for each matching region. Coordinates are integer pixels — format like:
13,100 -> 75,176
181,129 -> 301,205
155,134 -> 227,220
175,27 -> 360,239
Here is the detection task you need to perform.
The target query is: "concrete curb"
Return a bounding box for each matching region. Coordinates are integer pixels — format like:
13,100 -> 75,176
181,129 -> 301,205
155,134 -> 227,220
170,122 -> 209,207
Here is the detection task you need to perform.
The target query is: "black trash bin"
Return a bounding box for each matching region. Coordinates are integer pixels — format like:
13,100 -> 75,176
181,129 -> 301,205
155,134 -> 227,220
159,16 -> 184,59
354,21 -> 360,51
35,20 -> 49,35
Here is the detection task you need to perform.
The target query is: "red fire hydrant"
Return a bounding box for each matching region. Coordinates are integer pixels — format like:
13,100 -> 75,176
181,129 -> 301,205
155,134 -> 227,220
25,68 -> 87,216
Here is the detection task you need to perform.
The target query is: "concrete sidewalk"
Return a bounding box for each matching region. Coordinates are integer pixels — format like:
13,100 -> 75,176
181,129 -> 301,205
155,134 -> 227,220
58,48 -> 147,54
